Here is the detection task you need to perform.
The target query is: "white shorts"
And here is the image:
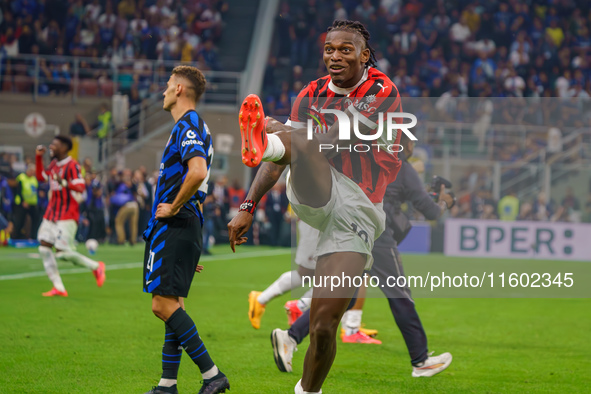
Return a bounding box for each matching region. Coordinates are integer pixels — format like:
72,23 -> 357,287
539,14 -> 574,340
38,219 -> 78,251
295,220 -> 319,270
286,166 -> 386,270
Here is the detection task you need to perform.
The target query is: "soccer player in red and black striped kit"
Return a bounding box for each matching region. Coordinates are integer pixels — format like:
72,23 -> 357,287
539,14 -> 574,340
229,20 -> 403,393
36,136 -> 106,297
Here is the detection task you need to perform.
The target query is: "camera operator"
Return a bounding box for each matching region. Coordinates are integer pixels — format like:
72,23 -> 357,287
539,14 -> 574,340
342,132 -> 455,376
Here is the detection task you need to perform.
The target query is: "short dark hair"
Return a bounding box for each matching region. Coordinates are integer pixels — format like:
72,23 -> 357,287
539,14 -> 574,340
172,65 -> 207,103
327,20 -> 377,68
54,135 -> 73,151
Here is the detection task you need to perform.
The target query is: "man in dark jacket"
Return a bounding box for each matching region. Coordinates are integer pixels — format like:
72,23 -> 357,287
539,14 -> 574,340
272,133 -> 455,378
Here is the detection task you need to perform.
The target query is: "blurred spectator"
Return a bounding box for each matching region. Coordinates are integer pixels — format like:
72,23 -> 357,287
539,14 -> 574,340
211,176 -> 229,220
264,183 -> 288,246
134,169 -> 152,240
97,103 -> 112,162
70,113 -> 91,137
0,173 -> 13,244
582,194 -> 591,223
202,194 -> 217,255
532,191 -> 553,221
12,164 -> 40,239
198,39 -> 221,71
227,179 -> 246,218
0,153 -> 13,179
562,187 -> 580,211
79,178 -> 107,242
111,169 -> 138,245
497,189 -> 519,221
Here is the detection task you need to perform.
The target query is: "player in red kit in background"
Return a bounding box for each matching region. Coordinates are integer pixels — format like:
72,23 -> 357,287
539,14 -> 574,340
36,136 -> 106,297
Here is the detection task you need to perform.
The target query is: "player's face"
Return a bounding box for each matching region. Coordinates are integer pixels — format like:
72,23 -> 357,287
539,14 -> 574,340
323,31 -> 370,88
49,139 -> 65,159
162,75 -> 178,111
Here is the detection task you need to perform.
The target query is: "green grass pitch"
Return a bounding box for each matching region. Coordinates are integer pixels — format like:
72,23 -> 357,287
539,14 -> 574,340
1,244 -> 590,393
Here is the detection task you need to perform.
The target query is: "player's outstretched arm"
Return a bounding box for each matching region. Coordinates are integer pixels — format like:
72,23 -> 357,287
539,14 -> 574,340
155,156 -> 207,219
35,145 -> 48,182
227,161 -> 286,252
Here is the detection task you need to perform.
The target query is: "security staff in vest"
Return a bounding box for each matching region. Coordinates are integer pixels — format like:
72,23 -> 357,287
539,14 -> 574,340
97,103 -> 112,162
13,164 -> 40,240
498,189 -> 519,221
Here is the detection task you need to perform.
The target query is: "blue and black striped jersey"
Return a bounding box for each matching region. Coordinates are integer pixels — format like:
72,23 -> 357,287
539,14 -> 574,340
143,110 -> 213,240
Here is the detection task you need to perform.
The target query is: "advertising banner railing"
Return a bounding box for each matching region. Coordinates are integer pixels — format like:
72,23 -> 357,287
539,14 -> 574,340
444,218 -> 591,261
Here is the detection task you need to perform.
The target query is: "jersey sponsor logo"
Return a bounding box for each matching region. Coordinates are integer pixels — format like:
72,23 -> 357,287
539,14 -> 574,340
186,130 -> 197,139
344,97 -> 378,114
182,139 -> 204,147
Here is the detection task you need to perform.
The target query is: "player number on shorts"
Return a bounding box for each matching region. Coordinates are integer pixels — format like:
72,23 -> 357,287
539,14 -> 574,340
350,222 -> 369,244
146,251 -> 155,272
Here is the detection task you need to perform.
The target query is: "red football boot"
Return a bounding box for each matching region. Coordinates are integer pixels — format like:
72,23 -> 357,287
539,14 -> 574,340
239,94 -> 267,167
93,261 -> 106,287
42,287 -> 68,297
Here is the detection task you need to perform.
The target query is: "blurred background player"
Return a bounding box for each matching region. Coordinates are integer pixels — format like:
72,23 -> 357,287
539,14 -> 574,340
229,20 -> 402,394
143,66 -> 229,394
271,132 -> 454,377
248,219 -> 316,329
35,136 -> 106,297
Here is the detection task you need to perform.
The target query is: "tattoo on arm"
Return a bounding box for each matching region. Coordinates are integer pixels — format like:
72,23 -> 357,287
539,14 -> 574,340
246,162 -> 286,203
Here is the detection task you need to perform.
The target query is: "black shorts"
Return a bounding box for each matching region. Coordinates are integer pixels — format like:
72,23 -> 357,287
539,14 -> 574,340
143,216 -> 202,297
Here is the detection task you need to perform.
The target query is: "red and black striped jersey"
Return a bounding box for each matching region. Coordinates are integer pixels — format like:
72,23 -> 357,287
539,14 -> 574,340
289,67 -> 402,203
36,155 -> 85,222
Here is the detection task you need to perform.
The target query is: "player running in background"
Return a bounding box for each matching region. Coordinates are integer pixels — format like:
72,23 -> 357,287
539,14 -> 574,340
247,219 -> 316,329
35,136 -> 106,297
143,66 -> 229,394
229,20 -> 402,393
272,133 -> 454,377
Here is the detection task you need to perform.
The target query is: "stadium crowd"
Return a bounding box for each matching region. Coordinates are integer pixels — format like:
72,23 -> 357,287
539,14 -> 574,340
265,0 -> 591,108
0,0 -> 227,95
263,1 -> 591,157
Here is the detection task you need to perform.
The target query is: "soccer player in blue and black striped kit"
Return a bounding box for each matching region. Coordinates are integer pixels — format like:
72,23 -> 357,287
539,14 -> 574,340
143,66 -> 229,394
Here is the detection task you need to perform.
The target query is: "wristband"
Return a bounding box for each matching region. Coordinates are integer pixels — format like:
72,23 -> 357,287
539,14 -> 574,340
239,200 -> 257,215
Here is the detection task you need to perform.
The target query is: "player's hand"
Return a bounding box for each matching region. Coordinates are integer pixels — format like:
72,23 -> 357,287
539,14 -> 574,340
227,211 -> 252,252
265,116 -> 291,133
438,185 -> 454,209
36,145 -> 46,156
195,264 -> 204,273
155,203 -> 179,219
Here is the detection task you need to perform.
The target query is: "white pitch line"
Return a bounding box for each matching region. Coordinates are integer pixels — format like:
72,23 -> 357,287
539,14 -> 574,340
0,248 -> 291,281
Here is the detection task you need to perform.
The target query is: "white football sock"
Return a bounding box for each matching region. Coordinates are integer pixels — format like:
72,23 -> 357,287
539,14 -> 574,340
295,379 -> 322,394
56,250 -> 100,270
297,288 -> 313,312
342,310 -> 362,336
39,246 -> 66,292
158,379 -> 176,387
258,270 -> 302,305
202,365 -> 219,380
262,133 -> 286,162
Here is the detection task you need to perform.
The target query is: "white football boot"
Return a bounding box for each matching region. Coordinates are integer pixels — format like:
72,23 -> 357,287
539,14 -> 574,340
412,352 -> 453,377
271,328 -> 297,372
